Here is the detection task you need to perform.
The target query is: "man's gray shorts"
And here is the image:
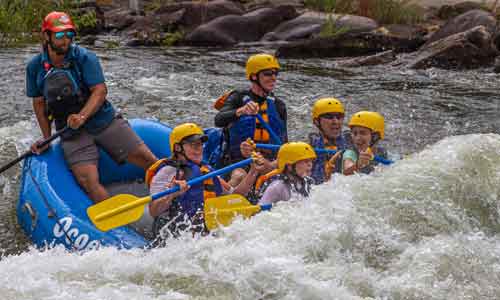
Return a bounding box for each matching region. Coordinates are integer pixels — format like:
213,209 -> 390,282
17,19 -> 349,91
61,117 -> 143,167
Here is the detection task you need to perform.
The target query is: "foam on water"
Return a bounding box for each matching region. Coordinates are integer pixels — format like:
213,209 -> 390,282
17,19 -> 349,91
0,133 -> 499,299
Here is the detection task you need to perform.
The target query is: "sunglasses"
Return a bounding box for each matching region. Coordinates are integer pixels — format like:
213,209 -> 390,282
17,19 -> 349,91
320,113 -> 344,120
260,70 -> 279,77
54,31 -> 75,40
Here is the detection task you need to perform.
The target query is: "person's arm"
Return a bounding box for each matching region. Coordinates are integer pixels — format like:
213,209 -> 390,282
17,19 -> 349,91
32,97 -> 51,138
148,167 -> 188,217
342,150 -> 358,175
214,92 -> 259,128
67,50 -> 108,129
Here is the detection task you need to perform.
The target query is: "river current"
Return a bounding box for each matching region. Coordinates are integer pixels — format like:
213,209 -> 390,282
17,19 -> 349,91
0,45 -> 499,299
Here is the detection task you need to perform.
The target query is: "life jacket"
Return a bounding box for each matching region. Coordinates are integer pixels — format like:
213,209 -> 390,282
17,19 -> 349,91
42,60 -> 89,131
309,132 -> 349,184
256,170 -> 314,200
145,158 -> 224,219
226,92 -> 286,162
41,46 -> 115,134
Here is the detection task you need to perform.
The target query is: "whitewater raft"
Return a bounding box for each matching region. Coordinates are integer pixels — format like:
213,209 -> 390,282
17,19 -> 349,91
17,119 -> 172,251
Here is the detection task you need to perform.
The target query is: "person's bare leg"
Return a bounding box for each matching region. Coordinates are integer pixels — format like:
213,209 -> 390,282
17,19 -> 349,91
126,144 -> 158,170
71,163 -> 109,203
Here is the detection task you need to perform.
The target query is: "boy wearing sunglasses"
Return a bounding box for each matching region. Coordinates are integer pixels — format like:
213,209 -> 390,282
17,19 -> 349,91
308,98 -> 351,184
26,11 -> 157,203
214,53 -> 288,186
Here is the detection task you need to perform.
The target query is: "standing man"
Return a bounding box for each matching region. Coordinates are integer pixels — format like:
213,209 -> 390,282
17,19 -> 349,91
26,11 -> 157,203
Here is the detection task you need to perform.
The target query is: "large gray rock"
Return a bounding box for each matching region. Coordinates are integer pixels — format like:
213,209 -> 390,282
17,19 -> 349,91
494,56 -> 500,73
184,5 -> 298,46
426,9 -> 497,45
155,0 -> 244,30
276,28 -> 425,58
406,25 -> 498,69
437,1 -> 484,20
262,12 -> 378,41
336,50 -> 397,68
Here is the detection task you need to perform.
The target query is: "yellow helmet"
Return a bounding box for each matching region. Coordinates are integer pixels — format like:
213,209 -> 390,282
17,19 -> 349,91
312,97 -> 345,120
245,53 -> 280,80
277,142 -> 317,172
169,123 -> 207,154
348,111 -> 385,140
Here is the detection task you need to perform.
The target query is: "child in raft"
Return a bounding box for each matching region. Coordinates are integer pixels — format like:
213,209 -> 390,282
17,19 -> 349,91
342,111 -> 388,175
255,142 -> 317,205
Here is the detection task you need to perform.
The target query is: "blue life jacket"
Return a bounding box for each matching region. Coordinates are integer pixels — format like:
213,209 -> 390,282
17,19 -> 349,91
228,94 -> 286,162
202,127 -> 226,169
309,132 -> 349,184
41,46 -> 115,135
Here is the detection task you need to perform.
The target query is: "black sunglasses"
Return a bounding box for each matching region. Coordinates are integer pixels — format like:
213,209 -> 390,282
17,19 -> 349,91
260,70 -> 279,77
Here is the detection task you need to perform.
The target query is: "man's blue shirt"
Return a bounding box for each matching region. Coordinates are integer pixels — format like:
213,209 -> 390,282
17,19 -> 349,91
26,44 -> 105,98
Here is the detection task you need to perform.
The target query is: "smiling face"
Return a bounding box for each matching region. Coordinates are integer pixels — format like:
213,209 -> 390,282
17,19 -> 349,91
290,158 -> 314,178
46,30 -> 74,55
252,68 -> 278,92
350,126 -> 372,152
316,113 -> 344,139
174,139 -> 204,164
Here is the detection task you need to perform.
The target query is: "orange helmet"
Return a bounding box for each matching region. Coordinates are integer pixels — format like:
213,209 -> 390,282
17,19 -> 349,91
42,12 -> 76,33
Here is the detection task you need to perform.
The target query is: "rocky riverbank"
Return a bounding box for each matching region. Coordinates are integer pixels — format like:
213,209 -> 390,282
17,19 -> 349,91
77,0 -> 500,72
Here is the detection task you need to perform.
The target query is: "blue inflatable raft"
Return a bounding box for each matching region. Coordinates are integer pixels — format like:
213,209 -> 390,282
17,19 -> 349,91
17,119 -> 173,251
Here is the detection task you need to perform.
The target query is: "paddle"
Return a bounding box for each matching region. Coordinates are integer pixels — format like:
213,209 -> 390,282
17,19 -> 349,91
88,157 -> 254,232
255,143 -> 394,165
0,127 -> 68,174
255,113 -> 282,145
204,194 -> 272,231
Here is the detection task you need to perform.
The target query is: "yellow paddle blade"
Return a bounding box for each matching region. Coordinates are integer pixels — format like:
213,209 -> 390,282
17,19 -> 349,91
204,194 -> 262,231
87,194 -> 152,232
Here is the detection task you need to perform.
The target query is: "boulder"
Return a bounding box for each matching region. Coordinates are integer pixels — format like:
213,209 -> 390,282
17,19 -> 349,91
104,8 -> 137,31
336,50 -> 397,67
276,28 -> 425,58
406,25 -> 498,69
154,0 -> 244,30
262,12 -> 378,41
426,9 -> 497,45
494,56 -> 500,73
184,5 -> 298,46
437,1 -> 484,20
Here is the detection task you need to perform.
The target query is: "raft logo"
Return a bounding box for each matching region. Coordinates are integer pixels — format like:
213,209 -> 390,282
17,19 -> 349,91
53,217 -> 100,250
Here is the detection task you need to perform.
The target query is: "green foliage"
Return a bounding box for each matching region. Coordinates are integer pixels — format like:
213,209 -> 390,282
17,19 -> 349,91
0,0 -> 93,47
75,10 -> 97,30
319,14 -> 350,38
369,0 -> 423,25
145,0 -> 174,13
162,30 -> 184,47
305,0 -> 424,25
304,0 -> 357,14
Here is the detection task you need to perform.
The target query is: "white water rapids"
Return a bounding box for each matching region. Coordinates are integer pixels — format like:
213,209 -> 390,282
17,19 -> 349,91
1,129 -> 499,299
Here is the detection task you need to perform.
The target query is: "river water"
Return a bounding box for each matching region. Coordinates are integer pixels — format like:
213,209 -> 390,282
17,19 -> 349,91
0,45 -> 499,299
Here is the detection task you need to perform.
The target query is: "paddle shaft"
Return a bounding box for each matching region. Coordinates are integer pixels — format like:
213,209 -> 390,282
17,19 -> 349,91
255,143 -> 393,165
0,127 -> 68,174
151,157 -> 254,201
255,113 -> 282,145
